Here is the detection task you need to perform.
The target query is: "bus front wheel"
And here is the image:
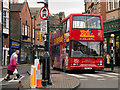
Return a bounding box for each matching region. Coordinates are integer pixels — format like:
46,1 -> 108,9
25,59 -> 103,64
62,61 -> 66,72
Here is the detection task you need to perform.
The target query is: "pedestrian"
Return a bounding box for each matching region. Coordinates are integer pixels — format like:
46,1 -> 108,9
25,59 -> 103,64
10,50 -> 19,79
10,50 -> 19,62
106,54 -> 111,65
4,55 -> 18,81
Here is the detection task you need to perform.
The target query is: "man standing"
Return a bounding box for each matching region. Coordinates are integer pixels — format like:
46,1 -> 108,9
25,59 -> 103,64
10,50 -> 19,63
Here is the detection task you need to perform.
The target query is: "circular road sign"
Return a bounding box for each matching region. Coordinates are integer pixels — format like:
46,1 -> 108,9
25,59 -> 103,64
39,6 -> 49,20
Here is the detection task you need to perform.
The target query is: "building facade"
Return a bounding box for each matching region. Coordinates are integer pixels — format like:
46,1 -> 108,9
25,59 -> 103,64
0,0 -> 2,66
85,0 -> 120,66
10,2 -> 33,64
103,0 -> 120,66
2,0 -> 10,65
85,0 -> 106,21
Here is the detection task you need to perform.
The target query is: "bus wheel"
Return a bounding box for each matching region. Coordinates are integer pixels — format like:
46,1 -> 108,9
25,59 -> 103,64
62,61 -> 66,72
51,60 -> 55,70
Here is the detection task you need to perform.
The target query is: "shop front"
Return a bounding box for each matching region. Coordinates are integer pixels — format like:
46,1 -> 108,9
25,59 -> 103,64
103,18 -> 120,67
35,44 -> 44,59
20,41 -> 33,64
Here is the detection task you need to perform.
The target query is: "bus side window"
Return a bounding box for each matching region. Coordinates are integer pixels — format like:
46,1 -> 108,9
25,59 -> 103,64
65,43 -> 69,54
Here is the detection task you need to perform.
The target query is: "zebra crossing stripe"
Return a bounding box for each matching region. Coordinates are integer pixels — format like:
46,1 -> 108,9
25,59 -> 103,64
107,73 -> 120,76
67,74 -> 87,78
97,79 -> 106,81
99,74 -> 117,77
8,76 -> 24,82
82,74 -> 103,78
0,78 -> 4,82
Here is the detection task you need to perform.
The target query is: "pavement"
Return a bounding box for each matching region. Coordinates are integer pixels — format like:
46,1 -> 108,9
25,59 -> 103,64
0,64 -> 119,90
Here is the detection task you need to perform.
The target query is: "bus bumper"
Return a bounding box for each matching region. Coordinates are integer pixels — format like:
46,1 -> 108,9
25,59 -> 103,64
68,66 -> 104,70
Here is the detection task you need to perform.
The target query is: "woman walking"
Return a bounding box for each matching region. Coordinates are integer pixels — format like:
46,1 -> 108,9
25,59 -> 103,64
4,55 -> 18,81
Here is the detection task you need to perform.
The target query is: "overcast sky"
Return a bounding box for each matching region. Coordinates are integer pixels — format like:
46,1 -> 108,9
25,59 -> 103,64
19,0 -> 85,17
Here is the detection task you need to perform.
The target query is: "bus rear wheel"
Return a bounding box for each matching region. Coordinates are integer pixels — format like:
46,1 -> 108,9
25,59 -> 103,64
62,61 -> 66,72
51,60 -> 55,70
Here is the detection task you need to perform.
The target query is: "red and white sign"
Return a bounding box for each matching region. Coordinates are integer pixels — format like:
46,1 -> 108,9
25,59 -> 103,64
39,6 -> 49,20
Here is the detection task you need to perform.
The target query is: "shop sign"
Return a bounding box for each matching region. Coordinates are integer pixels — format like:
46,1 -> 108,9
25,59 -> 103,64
11,41 -> 20,48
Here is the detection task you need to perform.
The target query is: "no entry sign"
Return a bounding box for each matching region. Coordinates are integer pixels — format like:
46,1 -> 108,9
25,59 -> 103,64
39,6 -> 49,20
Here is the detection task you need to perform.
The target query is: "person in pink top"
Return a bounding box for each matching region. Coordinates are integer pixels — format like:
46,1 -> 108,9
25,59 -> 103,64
4,55 -> 18,81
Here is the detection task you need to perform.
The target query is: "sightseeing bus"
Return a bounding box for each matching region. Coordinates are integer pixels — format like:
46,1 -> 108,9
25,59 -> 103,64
50,13 -> 104,72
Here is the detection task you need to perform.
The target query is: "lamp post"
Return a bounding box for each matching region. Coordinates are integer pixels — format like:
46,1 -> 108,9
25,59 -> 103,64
37,0 -> 52,85
110,34 -> 115,71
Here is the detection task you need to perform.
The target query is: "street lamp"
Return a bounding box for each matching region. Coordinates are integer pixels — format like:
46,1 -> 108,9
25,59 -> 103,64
110,34 -> 115,71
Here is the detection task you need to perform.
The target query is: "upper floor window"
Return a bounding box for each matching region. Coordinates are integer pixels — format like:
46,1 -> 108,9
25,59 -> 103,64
3,10 -> 9,29
108,0 -> 111,10
113,0 -> 115,9
33,29 -> 35,38
118,0 -> 120,8
22,24 -> 30,37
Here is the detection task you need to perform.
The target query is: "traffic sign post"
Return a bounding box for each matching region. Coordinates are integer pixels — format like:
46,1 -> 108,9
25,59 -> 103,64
38,1 -> 52,85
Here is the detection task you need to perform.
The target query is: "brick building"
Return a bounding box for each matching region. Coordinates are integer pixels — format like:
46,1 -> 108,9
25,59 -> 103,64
10,1 -> 33,64
85,0 -> 120,66
2,0 -> 10,66
30,8 -> 44,59
85,0 -> 106,21
0,0 -> 2,66
103,0 -> 120,66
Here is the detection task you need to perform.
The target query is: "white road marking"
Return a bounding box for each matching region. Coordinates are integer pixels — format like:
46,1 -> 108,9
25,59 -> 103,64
82,74 -> 103,78
107,73 -> 120,76
67,74 -> 87,78
97,78 -> 106,81
99,74 -> 117,77
8,76 -> 24,82
0,78 -> 4,82
112,78 -> 119,80
79,79 -> 88,80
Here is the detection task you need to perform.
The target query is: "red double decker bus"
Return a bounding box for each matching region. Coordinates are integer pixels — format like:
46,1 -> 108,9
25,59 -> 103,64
50,13 -> 104,72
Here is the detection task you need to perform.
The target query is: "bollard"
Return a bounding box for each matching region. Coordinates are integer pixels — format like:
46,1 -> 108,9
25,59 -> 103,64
30,65 -> 36,88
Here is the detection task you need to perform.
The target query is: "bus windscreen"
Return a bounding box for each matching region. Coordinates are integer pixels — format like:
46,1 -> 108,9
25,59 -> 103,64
71,41 -> 103,58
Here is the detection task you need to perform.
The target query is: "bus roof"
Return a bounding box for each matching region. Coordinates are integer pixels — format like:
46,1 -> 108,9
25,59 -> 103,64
61,13 -> 101,24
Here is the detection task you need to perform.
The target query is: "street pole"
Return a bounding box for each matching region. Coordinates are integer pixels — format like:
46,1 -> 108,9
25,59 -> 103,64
110,34 -> 115,71
37,0 -> 52,85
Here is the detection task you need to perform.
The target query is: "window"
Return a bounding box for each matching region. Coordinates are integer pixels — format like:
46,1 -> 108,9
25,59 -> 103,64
108,0 -> 111,10
33,29 -> 34,38
28,26 -> 30,37
113,0 -> 115,9
3,10 -> 6,28
22,24 -> 25,35
3,10 -> 9,29
63,21 -> 67,33
72,16 -> 101,29
71,41 -> 103,58
25,25 -> 27,36
118,0 -> 120,8
66,19 -> 70,32
55,45 -> 60,56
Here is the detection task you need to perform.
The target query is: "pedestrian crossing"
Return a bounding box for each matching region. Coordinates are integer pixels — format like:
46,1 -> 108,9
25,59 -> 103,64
0,75 -> 24,83
67,72 -> 119,80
